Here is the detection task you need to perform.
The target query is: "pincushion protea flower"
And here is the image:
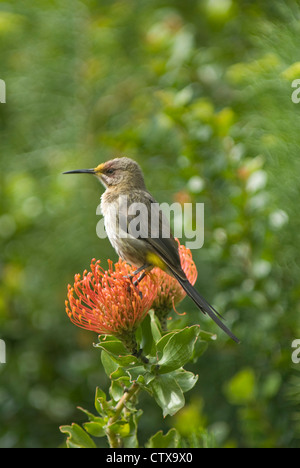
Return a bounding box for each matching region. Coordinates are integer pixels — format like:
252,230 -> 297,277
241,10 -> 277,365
150,241 -> 198,329
65,259 -> 157,353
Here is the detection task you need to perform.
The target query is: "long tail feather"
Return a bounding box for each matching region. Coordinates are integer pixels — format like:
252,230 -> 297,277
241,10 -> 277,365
172,271 -> 240,344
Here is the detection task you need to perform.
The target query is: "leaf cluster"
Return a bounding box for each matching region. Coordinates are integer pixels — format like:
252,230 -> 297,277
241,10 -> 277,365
60,311 -> 209,448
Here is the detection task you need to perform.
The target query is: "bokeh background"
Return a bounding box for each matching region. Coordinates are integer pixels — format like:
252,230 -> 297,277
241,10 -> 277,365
1,0 -> 300,448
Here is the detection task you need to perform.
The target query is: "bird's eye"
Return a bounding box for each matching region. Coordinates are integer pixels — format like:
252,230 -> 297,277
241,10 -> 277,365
106,168 -> 115,175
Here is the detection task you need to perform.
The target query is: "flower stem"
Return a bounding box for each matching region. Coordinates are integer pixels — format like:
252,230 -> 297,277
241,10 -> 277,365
106,382 -> 140,448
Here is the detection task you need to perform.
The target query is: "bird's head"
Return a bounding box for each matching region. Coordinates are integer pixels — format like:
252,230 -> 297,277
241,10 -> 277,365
63,157 -> 146,190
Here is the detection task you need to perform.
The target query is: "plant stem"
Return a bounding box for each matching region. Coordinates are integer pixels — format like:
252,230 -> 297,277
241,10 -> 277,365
106,382 -> 140,448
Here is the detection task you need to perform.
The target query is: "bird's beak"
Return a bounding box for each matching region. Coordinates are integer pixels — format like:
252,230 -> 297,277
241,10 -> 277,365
63,163 -> 105,176
63,168 -> 96,175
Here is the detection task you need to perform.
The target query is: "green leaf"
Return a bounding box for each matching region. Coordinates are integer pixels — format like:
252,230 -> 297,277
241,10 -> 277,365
149,374 -> 185,417
157,325 -> 200,373
126,365 -> 147,382
95,336 -> 138,366
191,338 -> 208,363
95,335 -> 127,355
123,409 -> 143,448
136,313 -> 154,355
83,420 -> 106,438
149,310 -> 162,343
109,380 -> 125,402
101,350 -> 119,378
77,406 -> 108,438
95,386 -> 107,401
146,428 -> 180,448
155,331 -> 175,360
140,372 -> 156,385
94,387 -> 106,416
77,406 -> 99,422
171,369 -> 198,393
94,337 -> 138,367
110,366 -> 129,382
60,423 -> 97,448
108,419 -> 131,438
94,387 -> 114,417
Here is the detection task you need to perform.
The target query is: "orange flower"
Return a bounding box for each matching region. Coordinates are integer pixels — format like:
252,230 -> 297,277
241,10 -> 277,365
151,241 -> 198,325
65,259 -> 157,350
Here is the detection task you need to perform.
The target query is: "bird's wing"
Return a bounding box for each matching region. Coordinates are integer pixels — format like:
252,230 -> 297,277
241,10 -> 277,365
124,190 -> 185,277
123,190 -> 240,341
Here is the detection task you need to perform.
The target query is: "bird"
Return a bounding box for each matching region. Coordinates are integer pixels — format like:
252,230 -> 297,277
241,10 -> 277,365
63,157 -> 240,343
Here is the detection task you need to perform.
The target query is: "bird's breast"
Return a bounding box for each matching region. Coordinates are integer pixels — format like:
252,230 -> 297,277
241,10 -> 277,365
101,194 -> 148,268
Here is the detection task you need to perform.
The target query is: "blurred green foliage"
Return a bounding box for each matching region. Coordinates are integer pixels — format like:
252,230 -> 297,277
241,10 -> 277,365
1,0 -> 300,448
